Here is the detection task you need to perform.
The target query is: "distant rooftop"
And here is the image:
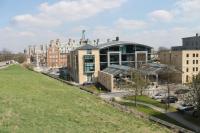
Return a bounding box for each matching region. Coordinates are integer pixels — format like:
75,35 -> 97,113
76,44 -> 98,50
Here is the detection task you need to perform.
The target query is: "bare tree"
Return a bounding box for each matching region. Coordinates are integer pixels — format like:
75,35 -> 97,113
158,47 -> 169,52
0,49 -> 26,63
131,70 -> 148,106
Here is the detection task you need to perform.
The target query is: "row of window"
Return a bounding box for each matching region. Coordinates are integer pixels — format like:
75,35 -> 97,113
186,67 -> 199,72
186,60 -> 199,64
186,53 -> 199,57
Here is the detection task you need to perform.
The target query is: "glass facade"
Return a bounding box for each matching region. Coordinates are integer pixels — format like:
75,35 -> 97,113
99,43 -> 151,70
84,55 -> 95,73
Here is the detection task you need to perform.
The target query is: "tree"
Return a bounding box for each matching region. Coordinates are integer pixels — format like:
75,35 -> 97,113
0,49 -> 13,62
186,74 -> 200,118
183,74 -> 200,118
13,53 -> 26,63
0,49 -> 26,63
131,70 -> 148,106
158,47 -> 169,52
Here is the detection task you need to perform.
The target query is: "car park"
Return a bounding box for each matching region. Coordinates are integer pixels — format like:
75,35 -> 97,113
161,96 -> 178,103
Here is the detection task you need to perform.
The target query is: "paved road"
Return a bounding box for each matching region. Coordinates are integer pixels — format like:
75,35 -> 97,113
122,99 -> 200,132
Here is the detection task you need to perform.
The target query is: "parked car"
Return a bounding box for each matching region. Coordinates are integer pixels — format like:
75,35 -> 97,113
177,103 -> 194,112
161,96 -> 178,103
152,92 -> 167,99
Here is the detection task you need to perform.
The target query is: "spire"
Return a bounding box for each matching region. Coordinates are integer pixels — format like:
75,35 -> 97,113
81,30 -> 86,41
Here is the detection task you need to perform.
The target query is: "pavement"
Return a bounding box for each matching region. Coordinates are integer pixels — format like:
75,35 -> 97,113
99,91 -> 134,100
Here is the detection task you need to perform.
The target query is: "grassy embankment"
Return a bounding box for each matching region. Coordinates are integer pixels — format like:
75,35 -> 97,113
0,65 -> 170,133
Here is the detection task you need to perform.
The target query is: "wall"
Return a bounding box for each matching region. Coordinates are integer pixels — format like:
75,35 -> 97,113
182,50 -> 200,83
78,50 -> 100,84
158,50 -> 200,84
98,71 -> 113,91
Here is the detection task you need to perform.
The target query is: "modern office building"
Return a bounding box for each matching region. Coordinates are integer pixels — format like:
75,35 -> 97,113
67,38 -> 152,85
68,44 -> 100,84
159,34 -> 200,83
98,39 -> 152,70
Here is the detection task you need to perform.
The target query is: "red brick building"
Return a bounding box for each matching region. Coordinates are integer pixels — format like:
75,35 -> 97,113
47,39 -> 68,68
47,40 -> 60,68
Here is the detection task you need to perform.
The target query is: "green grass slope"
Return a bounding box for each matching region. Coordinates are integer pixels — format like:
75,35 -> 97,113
0,65 -> 170,133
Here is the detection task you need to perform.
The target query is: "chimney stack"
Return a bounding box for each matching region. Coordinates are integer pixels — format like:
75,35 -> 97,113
116,36 -> 119,41
196,33 -> 199,37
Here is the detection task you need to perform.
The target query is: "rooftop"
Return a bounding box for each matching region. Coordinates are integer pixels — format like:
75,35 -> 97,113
76,44 -> 99,50
98,41 -> 152,49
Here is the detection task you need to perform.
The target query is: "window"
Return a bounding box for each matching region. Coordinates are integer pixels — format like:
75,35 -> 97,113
197,60 -> 198,64
84,55 -> 95,73
193,60 -> 195,64
186,60 -> 189,64
196,67 -> 199,71
186,75 -> 189,82
186,54 -> 189,57
193,67 -> 195,72
196,54 -> 199,57
84,63 -> 95,73
193,54 -> 195,57
84,55 -> 94,63
186,68 -> 189,72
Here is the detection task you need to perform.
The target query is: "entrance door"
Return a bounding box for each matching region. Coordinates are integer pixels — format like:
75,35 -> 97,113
86,73 -> 93,82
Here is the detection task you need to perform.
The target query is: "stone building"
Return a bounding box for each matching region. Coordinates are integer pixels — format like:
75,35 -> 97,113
159,34 -> 200,83
68,44 -> 100,84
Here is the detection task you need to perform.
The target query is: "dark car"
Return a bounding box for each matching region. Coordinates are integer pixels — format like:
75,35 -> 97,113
161,96 -> 178,103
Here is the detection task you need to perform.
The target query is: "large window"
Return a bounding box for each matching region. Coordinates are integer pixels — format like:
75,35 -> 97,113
84,55 -> 95,73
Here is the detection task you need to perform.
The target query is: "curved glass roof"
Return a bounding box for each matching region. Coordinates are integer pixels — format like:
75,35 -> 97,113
98,41 -> 152,49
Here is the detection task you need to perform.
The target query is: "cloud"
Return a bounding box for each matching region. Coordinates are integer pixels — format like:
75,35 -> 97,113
115,18 -> 147,30
174,0 -> 200,21
0,27 -> 63,52
149,10 -> 173,22
12,14 -> 61,28
12,0 -> 126,28
121,27 -> 199,50
91,26 -> 120,41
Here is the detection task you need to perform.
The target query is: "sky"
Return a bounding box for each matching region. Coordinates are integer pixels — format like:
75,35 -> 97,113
1,0 -> 200,52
